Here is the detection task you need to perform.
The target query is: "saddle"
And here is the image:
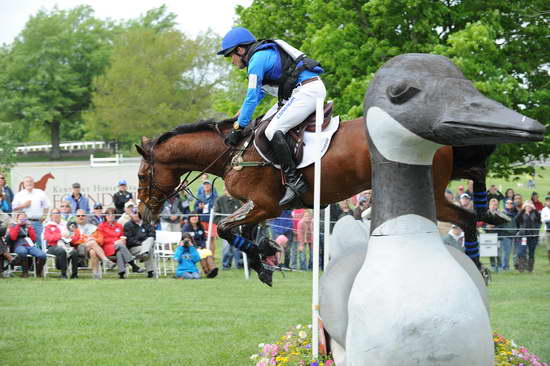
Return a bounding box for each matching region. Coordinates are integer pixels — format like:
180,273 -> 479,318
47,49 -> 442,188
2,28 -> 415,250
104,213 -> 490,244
252,102 -> 334,165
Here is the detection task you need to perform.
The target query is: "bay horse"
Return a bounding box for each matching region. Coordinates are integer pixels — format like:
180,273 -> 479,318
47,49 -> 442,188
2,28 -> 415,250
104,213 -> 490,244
136,116 -> 496,286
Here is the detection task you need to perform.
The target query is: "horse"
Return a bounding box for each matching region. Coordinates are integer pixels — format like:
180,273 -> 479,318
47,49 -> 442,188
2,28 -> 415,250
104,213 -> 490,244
136,116 -> 497,286
18,172 -> 55,192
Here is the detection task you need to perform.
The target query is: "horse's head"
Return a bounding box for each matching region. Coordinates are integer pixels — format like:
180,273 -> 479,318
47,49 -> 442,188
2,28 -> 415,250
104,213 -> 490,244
135,136 -> 180,224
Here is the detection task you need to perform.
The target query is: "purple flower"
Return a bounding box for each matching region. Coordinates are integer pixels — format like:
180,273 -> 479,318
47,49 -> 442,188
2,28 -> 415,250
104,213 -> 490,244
310,362 -> 318,366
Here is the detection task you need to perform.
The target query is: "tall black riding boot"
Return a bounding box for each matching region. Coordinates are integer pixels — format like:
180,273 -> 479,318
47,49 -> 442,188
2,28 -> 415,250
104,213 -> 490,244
271,130 -> 308,206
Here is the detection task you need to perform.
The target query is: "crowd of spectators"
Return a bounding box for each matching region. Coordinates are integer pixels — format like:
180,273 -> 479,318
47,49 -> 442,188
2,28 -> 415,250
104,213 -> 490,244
1,172 -> 548,278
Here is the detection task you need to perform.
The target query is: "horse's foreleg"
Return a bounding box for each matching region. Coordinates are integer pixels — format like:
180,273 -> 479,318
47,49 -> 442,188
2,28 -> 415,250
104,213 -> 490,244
217,200 -> 281,287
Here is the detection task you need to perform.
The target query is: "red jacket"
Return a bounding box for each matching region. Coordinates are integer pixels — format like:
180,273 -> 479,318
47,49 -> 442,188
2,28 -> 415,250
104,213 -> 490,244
97,221 -> 124,256
43,223 -> 62,247
9,224 -> 37,246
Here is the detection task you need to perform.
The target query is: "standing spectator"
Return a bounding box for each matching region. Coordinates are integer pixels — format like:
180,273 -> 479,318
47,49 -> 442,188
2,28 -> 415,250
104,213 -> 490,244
269,210 -> 293,269
194,180 -> 218,255
504,188 -> 515,204
160,197 -> 182,232
196,174 -> 219,198
12,176 -> 50,249
88,203 -> 105,226
442,225 -> 464,251
113,179 -> 133,215
531,192 -> 544,212
59,200 -> 74,223
353,191 -> 370,220
484,198 -> 503,271
64,182 -> 90,214
297,210 -> 314,271
444,189 -> 455,203
0,189 -> 11,213
124,208 -> 156,278
43,209 -> 79,279
70,209 -> 116,279
540,196 -> 550,265
487,185 -> 504,205
513,193 -> 524,210
213,187 -> 243,269
98,207 -> 144,279
177,191 -> 193,224
174,233 -> 201,279
338,200 -> 354,218
117,201 -> 135,227
182,213 -> 207,249
515,200 -> 541,273
459,193 -> 473,211
0,173 -> 14,211
454,185 -> 466,201
465,180 -> 474,198
8,212 -> 47,277
499,199 -> 518,271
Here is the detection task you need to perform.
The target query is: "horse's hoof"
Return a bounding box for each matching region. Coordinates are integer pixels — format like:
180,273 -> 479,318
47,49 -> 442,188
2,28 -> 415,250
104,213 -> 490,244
258,268 -> 273,287
258,237 -> 283,257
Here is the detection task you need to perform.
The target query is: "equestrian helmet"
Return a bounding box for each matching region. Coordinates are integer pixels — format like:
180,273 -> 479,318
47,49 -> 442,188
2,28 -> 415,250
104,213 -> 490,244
217,27 -> 256,56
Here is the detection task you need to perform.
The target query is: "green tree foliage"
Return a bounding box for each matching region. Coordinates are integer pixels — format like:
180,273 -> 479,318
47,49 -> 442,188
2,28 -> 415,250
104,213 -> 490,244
236,0 -> 550,176
0,6 -> 114,159
84,26 -> 227,144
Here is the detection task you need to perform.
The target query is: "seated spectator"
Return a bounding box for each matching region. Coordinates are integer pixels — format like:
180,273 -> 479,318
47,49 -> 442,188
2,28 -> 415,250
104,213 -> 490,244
88,203 -> 105,226
64,182 -> 90,214
70,209 -> 116,279
182,213 -> 207,249
160,196 -> 182,232
0,209 -> 14,276
117,201 -> 134,227
113,179 -> 133,216
43,208 -> 79,279
59,200 -> 74,223
174,233 -> 201,280
8,212 -> 47,277
98,207 -> 144,279
124,208 -> 156,278
443,225 -> 464,251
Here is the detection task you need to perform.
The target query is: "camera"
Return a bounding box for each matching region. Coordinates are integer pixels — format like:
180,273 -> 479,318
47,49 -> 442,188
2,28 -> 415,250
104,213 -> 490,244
183,238 -> 192,247
67,221 -> 78,231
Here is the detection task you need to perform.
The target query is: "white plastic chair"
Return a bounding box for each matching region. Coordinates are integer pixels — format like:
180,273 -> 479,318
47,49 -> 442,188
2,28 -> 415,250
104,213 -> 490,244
154,230 -> 181,276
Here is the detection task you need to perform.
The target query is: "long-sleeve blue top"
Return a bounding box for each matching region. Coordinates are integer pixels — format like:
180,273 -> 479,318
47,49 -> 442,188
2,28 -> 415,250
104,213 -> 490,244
174,245 -> 201,275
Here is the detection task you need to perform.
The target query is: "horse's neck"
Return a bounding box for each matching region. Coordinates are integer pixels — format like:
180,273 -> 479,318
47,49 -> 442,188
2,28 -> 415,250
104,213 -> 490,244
159,131 -> 229,176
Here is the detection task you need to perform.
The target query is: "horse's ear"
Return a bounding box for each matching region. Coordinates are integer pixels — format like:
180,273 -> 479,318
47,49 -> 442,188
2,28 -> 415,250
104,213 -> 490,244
141,136 -> 151,146
135,144 -> 147,158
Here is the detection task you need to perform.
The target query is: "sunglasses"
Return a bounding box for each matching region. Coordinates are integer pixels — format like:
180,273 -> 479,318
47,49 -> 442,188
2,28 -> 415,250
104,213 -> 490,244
51,211 -> 60,214
76,215 -> 86,218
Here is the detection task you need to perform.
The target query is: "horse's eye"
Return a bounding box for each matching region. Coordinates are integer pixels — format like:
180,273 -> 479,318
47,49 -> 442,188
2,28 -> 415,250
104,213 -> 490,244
138,175 -> 146,180
386,82 -> 420,104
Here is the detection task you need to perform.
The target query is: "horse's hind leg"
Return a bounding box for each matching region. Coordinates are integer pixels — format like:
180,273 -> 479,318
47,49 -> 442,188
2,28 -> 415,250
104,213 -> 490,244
217,200 -> 282,287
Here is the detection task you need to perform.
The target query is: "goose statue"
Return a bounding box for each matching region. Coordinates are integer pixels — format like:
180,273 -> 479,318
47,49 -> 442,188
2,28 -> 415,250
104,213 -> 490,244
345,53 -> 544,365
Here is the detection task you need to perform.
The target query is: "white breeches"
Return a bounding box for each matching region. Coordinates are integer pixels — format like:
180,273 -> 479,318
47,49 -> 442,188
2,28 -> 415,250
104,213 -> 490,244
263,79 -> 327,141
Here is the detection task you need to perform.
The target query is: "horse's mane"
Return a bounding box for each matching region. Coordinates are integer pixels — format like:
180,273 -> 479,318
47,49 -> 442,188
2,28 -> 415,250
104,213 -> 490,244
154,117 -> 236,146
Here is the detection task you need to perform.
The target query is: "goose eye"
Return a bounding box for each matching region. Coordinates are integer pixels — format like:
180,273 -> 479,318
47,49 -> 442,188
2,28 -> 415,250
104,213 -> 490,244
386,82 -> 420,104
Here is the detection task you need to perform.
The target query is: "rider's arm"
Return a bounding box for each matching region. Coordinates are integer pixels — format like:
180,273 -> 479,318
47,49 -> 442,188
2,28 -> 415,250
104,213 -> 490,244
236,51 -> 275,128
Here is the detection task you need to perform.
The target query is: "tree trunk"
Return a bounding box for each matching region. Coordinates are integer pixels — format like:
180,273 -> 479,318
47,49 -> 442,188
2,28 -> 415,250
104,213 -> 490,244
50,120 -> 61,160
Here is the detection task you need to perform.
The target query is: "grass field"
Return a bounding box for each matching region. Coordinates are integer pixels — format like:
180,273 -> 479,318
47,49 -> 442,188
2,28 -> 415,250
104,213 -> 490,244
1,249 -> 549,366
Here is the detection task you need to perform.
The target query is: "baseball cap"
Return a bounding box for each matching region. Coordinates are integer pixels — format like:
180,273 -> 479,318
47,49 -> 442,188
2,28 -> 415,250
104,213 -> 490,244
72,182 -> 81,188
460,193 -> 470,200
118,179 -> 127,186
203,180 -> 212,185
124,201 -> 135,208
94,203 -> 103,209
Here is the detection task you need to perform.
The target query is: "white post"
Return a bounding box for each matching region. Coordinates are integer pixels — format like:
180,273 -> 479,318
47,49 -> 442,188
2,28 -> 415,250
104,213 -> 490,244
312,97 -> 324,360
206,209 -> 215,251
323,206 -> 331,270
242,252 -> 250,280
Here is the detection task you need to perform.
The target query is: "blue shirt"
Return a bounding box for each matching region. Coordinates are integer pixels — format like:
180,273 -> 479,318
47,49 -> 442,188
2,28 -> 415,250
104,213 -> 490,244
174,245 -> 201,275
237,48 -> 320,128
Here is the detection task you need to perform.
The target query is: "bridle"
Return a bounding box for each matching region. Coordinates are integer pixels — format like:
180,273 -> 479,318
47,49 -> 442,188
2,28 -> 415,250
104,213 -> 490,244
138,127 -> 234,213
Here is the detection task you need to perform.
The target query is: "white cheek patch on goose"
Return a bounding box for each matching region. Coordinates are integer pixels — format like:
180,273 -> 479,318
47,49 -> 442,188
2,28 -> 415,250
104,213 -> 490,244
248,74 -> 258,89
366,106 -> 443,165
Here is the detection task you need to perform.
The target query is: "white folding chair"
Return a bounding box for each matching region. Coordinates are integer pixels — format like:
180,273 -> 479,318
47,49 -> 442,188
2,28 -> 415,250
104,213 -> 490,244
154,230 -> 181,277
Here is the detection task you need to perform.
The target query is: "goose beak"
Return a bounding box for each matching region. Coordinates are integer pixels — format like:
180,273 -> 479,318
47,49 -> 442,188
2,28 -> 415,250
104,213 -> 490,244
434,92 -> 545,146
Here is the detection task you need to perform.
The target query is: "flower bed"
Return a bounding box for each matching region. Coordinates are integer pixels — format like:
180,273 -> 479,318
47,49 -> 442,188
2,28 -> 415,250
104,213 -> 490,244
251,326 -> 548,366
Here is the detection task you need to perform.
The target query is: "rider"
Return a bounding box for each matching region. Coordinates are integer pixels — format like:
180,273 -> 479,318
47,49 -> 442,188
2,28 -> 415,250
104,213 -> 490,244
218,27 -> 326,206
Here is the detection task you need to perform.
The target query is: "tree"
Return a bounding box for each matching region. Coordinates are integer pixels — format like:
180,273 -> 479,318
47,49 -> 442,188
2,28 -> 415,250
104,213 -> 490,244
236,0 -> 550,177
84,27 -> 229,144
0,6 -> 114,159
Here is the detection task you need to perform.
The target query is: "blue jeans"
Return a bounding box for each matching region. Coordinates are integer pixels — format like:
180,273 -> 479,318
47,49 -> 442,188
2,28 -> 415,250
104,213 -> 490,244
299,243 -> 311,271
222,240 -> 242,269
288,241 -> 298,270
15,245 -> 47,260
178,271 -> 200,279
30,220 -> 44,249
500,237 -> 513,270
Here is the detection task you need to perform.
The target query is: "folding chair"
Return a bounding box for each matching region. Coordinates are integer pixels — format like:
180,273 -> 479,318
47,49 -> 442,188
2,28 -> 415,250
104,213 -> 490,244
8,253 -> 37,277
154,230 -> 181,277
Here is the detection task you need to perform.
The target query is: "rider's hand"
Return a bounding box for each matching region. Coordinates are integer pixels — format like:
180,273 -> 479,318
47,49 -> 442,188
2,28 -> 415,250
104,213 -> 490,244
225,129 -> 242,146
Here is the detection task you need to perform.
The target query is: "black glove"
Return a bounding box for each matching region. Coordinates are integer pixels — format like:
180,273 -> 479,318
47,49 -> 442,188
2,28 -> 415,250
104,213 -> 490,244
225,129 -> 242,146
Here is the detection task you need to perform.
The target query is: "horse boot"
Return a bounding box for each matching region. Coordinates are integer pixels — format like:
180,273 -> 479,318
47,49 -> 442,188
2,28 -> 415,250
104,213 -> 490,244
271,130 -> 308,206
36,258 -> 46,278
230,235 -> 273,286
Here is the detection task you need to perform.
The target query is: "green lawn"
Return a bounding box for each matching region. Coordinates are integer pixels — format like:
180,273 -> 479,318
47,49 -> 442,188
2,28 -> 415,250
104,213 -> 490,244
1,249 -> 549,366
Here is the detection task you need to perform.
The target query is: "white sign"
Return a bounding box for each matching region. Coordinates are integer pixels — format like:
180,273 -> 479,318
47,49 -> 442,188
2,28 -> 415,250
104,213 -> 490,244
479,233 -> 499,257
10,163 -> 140,209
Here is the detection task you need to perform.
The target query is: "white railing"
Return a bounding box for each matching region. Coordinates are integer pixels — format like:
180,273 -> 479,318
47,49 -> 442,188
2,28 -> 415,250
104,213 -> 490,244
16,141 -> 106,153
90,154 -> 122,167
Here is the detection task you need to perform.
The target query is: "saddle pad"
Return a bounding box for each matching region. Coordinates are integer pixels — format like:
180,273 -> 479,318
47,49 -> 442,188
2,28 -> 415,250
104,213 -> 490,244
254,115 -> 340,169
